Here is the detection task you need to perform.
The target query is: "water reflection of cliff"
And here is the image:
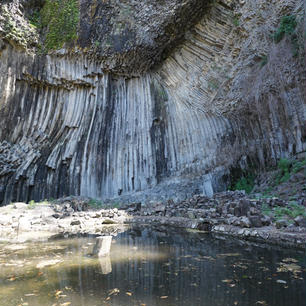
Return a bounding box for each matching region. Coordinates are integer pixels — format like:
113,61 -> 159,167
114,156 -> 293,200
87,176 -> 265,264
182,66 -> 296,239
0,228 -> 305,306
59,228 -> 305,306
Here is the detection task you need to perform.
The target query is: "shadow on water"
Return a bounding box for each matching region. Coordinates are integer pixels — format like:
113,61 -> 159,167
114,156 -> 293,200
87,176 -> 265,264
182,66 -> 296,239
0,226 -> 305,306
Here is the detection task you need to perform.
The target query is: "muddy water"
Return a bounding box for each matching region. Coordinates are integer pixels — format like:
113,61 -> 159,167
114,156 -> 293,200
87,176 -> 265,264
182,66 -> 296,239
0,227 -> 305,306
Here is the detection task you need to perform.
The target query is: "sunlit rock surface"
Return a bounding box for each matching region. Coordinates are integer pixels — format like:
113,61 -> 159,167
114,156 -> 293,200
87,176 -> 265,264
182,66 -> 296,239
0,0 -> 305,204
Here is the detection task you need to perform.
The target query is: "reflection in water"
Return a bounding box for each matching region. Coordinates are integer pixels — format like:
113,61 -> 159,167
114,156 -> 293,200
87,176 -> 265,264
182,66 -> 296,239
0,226 -> 305,306
99,256 -> 112,274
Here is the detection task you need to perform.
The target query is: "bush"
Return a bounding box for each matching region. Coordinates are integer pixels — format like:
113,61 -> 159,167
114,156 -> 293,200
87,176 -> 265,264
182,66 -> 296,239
231,174 -> 255,194
292,159 -> 306,174
274,158 -> 291,185
273,15 -> 297,43
28,200 -> 36,209
260,55 -> 268,67
273,15 -> 300,57
262,202 -> 306,220
88,198 -> 104,209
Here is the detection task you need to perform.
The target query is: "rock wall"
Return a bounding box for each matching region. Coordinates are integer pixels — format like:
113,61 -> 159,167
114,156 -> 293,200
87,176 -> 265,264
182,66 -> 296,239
0,0 -> 305,205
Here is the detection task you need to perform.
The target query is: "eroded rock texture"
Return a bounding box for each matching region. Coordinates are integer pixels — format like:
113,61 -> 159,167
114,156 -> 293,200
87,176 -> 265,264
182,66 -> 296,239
0,0 -> 305,205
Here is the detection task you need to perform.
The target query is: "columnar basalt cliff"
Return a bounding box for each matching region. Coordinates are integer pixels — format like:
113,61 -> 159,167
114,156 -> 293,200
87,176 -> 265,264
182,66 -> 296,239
0,0 -> 305,205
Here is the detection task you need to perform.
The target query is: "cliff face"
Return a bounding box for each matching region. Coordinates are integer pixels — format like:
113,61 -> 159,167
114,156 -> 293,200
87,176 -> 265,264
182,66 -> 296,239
0,0 -> 305,205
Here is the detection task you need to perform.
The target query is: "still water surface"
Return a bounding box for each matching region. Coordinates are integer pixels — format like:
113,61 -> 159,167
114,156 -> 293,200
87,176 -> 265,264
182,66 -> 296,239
0,226 -> 305,306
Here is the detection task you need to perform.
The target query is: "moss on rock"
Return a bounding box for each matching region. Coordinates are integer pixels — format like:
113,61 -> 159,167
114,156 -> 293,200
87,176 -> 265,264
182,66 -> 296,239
40,0 -> 79,51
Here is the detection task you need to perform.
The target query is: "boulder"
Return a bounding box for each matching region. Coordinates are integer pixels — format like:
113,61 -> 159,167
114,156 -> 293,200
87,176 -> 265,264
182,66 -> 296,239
102,219 -> 116,224
93,236 -> 112,257
294,216 -> 306,228
239,199 -> 250,216
239,216 -> 251,228
249,216 -> 262,227
261,215 -> 272,226
70,219 -> 81,226
275,219 -> 289,229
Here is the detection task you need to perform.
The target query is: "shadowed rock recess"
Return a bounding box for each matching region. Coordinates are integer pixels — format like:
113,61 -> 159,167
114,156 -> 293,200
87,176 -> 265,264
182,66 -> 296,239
0,0 -> 305,205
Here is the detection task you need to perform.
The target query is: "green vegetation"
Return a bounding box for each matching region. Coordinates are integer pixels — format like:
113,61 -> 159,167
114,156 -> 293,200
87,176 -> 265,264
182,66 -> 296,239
28,10 -> 40,28
231,157 -> 305,197
208,79 -> 219,91
27,199 -> 49,209
231,173 -> 255,194
274,158 -> 306,185
41,0 -> 79,50
156,84 -> 168,102
28,200 -> 37,209
88,198 -> 104,209
232,17 -> 240,27
292,159 -> 306,174
273,15 -> 300,57
35,0 -> 79,51
262,202 -> 306,221
275,158 -> 291,185
111,202 -> 121,209
259,55 -> 268,67
2,7 -> 28,48
273,15 -> 297,43
88,198 -> 121,209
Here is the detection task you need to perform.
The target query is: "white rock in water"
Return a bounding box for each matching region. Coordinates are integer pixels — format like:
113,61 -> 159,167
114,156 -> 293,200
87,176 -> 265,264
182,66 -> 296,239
93,236 -> 112,257
99,256 -> 112,274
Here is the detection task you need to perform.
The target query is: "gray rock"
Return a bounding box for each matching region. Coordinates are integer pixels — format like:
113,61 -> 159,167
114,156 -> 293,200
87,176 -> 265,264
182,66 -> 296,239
239,199 -> 250,216
239,216 -> 251,228
275,219 -> 289,229
249,216 -> 262,227
187,211 -> 196,219
70,219 -> 81,226
261,215 -> 272,226
294,216 -> 306,228
233,207 -> 241,217
102,219 -> 116,224
92,212 -> 101,218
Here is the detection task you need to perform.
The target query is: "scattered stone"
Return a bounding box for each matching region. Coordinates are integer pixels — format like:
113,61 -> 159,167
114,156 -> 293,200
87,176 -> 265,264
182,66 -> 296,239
0,191 -> 305,248
275,219 -> 289,229
70,219 -> 81,226
239,216 -> 251,228
294,216 -> 306,228
249,216 -> 262,227
102,219 -> 116,224
261,215 -> 271,226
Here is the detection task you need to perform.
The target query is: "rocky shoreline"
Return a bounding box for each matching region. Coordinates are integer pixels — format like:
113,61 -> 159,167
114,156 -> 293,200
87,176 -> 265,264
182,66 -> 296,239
125,191 -> 306,249
0,191 -> 305,249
